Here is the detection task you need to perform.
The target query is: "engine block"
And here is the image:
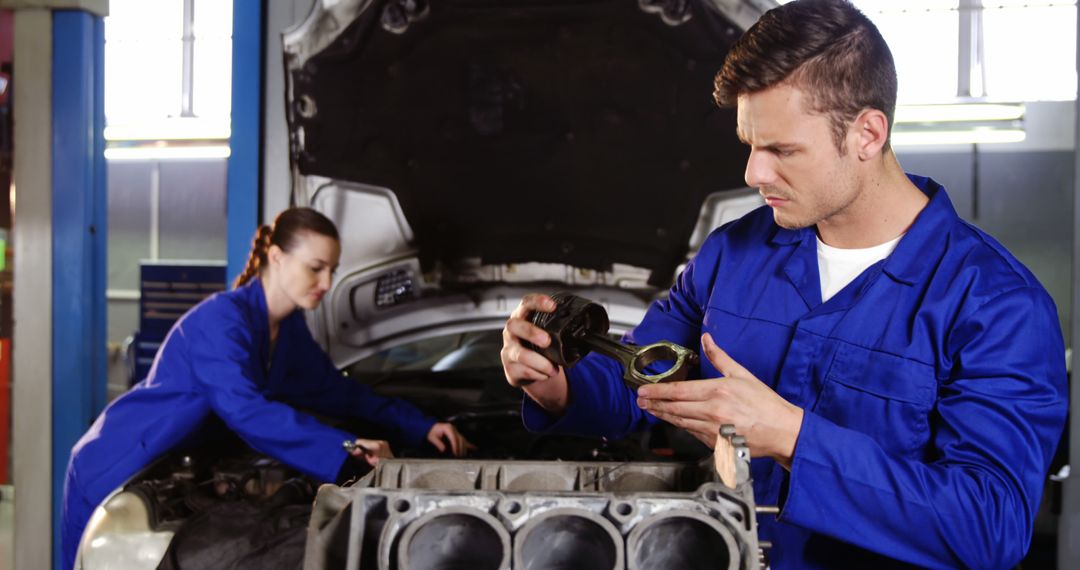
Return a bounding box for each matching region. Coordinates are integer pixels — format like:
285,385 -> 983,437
304,448 -> 760,569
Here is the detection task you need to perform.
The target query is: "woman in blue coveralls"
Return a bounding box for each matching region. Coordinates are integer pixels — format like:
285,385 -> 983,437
61,207 -> 473,568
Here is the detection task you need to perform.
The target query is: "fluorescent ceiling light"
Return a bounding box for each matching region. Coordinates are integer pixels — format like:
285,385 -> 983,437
892,102 -> 1026,145
894,103 -> 1025,124
105,145 -> 231,160
892,129 -> 1026,146
104,119 -> 230,141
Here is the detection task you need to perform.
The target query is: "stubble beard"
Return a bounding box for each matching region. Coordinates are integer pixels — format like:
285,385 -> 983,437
771,201 -> 820,231
771,193 -> 855,232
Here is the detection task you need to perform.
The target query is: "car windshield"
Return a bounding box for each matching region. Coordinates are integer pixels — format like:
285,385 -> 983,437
346,330 -> 505,376
345,328 -> 631,377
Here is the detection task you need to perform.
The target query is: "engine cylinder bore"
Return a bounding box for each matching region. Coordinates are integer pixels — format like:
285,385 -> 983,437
626,511 -> 739,570
397,508 -> 511,570
513,508 -> 623,570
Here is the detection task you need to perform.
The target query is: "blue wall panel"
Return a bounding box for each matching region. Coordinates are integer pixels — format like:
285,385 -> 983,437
51,11 -> 106,569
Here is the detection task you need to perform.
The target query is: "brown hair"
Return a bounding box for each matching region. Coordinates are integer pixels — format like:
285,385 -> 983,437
713,0 -> 897,152
233,207 -> 341,289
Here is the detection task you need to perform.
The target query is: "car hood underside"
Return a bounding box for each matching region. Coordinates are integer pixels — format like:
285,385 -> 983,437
284,0 -> 752,284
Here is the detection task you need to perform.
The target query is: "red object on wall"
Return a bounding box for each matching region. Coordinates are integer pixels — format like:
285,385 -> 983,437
0,9 -> 9,485
0,338 -> 9,484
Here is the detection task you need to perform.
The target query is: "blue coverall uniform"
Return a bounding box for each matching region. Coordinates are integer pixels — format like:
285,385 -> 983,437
61,278 -> 436,569
524,176 -> 1068,568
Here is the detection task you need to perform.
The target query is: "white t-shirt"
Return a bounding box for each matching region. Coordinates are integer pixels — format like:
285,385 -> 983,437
817,234 -> 903,303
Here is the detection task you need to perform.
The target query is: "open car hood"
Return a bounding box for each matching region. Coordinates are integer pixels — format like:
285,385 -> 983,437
284,0 -> 769,284
282,0 -> 771,364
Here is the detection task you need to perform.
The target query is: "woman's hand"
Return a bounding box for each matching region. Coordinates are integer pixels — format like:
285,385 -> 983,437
347,438 -> 394,467
426,422 -> 476,457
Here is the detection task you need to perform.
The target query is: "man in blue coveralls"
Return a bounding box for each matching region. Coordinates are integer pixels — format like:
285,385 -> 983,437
500,0 -> 1068,568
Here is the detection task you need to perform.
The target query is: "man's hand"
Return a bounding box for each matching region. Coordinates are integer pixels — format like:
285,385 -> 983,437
636,333 -> 804,469
426,422 -> 477,457
501,294 -> 570,414
347,438 -> 394,467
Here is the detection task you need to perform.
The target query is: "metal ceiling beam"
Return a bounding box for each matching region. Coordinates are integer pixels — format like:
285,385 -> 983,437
705,0 -> 777,31
0,0 -> 106,18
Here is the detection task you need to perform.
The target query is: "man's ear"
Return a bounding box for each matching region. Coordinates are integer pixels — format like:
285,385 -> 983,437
853,108 -> 889,161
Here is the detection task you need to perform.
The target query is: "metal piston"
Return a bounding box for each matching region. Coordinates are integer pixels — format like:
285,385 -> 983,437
526,292 -> 698,389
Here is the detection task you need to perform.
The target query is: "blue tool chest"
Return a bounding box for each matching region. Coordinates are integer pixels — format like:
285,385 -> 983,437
131,261 -> 226,385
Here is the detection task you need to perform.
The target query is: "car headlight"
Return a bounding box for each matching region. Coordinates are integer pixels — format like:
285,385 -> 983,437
77,490 -> 174,570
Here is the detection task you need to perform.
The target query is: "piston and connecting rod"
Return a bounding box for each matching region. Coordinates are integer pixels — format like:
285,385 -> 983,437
526,292 -> 699,389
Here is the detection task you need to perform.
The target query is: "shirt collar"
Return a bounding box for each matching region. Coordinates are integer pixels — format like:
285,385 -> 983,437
769,224 -> 803,245
238,277 -> 271,335
767,174 -> 957,286
882,174 -> 957,286
240,276 -> 307,333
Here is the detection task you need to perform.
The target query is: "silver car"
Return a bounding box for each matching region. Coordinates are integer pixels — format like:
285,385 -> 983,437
77,1 -> 771,567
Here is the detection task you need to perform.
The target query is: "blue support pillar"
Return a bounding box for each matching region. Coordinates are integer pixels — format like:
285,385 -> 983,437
227,0 -> 264,286
92,13 -> 107,419
51,10 -> 107,569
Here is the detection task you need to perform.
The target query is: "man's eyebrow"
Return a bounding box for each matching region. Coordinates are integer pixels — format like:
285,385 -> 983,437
736,125 -> 799,150
737,134 -> 800,152
766,142 -> 799,151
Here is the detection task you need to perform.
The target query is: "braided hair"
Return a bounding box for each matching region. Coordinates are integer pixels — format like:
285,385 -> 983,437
232,207 -> 340,289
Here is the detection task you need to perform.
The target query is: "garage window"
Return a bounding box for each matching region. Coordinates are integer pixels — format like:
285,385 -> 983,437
776,0 -> 1077,103
104,0 -> 232,150
982,1 -> 1077,102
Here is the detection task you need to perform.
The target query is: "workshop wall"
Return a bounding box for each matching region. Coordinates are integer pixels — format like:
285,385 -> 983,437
898,101 -> 1075,349
106,157 -> 227,394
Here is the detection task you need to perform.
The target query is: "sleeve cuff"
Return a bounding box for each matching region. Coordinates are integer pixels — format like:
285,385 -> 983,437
779,410 -> 871,529
334,453 -> 373,485
400,417 -> 437,449
520,359 -> 613,435
778,408 -> 815,521
521,395 -> 563,431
